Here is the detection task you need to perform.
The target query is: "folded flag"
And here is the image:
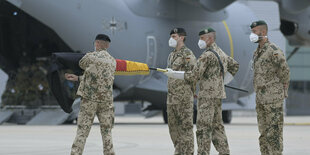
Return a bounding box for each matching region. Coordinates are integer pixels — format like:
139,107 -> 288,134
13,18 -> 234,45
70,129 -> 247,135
51,53 -> 150,75
49,52 -> 151,113
115,59 -> 150,75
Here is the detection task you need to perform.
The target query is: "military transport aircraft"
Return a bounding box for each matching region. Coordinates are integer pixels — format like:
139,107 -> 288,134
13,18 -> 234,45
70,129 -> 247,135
0,0 -> 309,124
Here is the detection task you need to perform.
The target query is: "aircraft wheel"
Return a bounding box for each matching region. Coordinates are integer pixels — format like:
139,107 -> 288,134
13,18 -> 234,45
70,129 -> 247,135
193,107 -> 197,124
222,110 -> 232,124
162,108 -> 168,124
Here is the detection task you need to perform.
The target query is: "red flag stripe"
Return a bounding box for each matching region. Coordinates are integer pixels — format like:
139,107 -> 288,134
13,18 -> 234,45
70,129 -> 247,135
116,59 -> 127,71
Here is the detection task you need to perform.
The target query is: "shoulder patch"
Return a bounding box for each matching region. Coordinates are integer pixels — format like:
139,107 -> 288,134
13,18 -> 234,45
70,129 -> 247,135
185,51 -> 191,56
182,47 -> 192,54
270,45 -> 278,50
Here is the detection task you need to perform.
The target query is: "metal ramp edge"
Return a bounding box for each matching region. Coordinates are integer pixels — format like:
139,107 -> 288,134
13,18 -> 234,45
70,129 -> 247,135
0,111 -> 14,124
26,109 -> 70,125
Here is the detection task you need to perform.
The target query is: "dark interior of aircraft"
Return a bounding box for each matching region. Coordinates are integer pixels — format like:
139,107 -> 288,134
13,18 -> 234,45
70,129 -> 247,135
0,1 -> 73,106
0,1 -> 72,72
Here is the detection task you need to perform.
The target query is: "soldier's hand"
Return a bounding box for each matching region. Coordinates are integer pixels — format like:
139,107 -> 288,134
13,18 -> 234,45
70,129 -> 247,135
163,68 -> 185,80
224,72 -> 234,85
65,73 -> 78,81
284,83 -> 288,89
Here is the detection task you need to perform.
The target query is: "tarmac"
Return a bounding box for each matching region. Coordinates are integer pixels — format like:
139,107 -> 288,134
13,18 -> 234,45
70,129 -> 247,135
0,115 -> 309,155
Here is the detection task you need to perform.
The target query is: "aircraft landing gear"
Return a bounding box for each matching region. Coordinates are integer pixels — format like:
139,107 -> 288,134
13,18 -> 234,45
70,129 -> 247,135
163,108 -> 168,124
222,110 -> 232,124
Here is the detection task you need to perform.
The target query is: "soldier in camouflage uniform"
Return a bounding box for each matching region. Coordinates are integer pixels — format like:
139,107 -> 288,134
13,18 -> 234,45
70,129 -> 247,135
65,34 -> 116,155
165,27 -> 239,155
2,62 -> 49,106
250,20 -> 290,155
166,28 -> 196,155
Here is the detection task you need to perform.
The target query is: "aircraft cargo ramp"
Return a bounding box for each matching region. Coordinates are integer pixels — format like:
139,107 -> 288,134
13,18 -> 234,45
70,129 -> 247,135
0,111 -> 14,124
27,99 -> 80,125
26,109 -> 70,125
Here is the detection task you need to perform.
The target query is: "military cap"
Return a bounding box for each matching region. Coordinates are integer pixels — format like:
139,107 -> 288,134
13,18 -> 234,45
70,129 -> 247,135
170,28 -> 187,36
250,20 -> 267,29
199,27 -> 216,36
95,34 -> 111,42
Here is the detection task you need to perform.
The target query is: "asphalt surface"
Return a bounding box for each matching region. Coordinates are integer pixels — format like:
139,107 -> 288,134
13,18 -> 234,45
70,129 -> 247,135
0,115 -> 309,155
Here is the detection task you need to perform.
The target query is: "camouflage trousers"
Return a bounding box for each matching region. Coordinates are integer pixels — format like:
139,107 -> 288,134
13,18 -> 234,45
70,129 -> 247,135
167,97 -> 194,155
256,99 -> 284,155
71,98 -> 115,155
196,98 -> 230,155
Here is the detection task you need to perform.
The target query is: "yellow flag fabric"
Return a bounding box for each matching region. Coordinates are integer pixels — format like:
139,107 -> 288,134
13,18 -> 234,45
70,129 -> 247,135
114,59 -> 150,75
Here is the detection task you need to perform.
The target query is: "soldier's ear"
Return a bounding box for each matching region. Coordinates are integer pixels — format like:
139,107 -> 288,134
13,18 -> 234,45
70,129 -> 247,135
260,27 -> 267,36
181,36 -> 185,41
264,30 -> 268,36
261,30 -> 265,36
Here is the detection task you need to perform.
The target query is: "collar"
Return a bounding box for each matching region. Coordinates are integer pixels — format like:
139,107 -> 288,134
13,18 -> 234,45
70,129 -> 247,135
173,45 -> 186,52
95,48 -> 107,52
258,40 -> 270,50
206,42 -> 217,51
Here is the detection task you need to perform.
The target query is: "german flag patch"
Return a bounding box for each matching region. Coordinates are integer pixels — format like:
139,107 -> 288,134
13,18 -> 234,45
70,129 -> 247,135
274,53 -> 279,56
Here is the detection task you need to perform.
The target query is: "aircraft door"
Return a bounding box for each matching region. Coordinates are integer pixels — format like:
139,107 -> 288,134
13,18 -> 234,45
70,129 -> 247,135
145,36 -> 157,77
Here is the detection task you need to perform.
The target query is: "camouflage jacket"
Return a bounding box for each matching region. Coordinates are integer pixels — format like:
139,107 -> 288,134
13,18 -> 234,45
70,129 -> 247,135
253,41 -> 290,103
77,49 -> 116,103
185,43 -> 239,99
167,45 -> 196,103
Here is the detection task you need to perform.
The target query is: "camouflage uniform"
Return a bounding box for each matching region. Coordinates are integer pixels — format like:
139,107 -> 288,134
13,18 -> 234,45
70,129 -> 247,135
253,41 -> 290,155
2,63 -> 49,106
185,43 -> 239,155
71,49 -> 116,155
167,45 -> 196,155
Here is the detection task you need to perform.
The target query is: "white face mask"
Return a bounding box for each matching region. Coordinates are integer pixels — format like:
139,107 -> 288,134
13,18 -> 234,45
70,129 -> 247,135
249,33 -> 259,43
198,39 -> 207,49
168,37 -> 178,48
